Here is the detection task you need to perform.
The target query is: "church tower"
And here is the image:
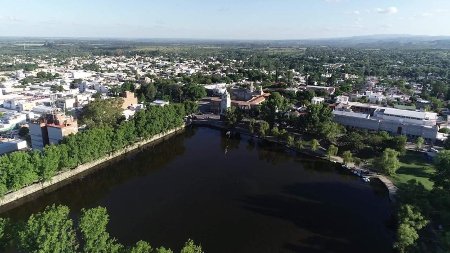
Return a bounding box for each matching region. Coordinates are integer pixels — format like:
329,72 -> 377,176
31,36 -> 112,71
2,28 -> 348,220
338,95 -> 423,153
220,91 -> 231,114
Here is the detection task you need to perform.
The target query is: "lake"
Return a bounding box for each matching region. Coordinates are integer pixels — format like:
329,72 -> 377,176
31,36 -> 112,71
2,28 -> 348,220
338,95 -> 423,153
1,127 -> 393,253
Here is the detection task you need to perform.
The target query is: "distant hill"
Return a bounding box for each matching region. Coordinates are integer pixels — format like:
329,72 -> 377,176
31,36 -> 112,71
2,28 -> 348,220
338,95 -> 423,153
2,34 -> 450,49
272,35 -> 450,49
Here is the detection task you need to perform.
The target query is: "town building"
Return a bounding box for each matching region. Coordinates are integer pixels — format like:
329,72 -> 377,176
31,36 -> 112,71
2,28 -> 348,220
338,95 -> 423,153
311,97 -> 325,105
208,85 -> 270,113
305,85 -> 335,95
0,138 -> 28,155
120,91 -> 138,109
0,111 -> 27,132
333,102 -> 440,141
29,112 -> 78,149
150,100 -> 170,107
220,91 -> 231,113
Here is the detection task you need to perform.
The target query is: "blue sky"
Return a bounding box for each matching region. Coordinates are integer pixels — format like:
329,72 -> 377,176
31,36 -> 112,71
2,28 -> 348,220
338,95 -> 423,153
0,0 -> 449,39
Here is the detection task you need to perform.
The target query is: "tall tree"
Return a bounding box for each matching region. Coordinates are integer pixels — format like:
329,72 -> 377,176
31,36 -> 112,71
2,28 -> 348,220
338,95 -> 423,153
377,148 -> 401,176
394,204 -> 429,253
79,207 -> 123,253
224,107 -> 243,129
0,218 -> 10,251
80,98 -> 124,129
299,103 -> 333,135
433,150 -> 450,190
182,84 -> 206,101
260,92 -> 289,127
18,205 -> 78,253
311,139 -> 320,152
327,145 -> 338,159
180,239 -> 203,253
129,241 -> 153,253
258,121 -> 270,137
415,137 -> 425,151
342,151 -> 353,165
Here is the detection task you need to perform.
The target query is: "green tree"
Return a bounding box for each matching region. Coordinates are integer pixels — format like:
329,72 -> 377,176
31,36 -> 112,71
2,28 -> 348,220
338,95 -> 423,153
295,139 -> 305,150
183,101 -> 199,115
182,84 -> 206,101
140,83 -> 157,101
287,136 -> 295,147
271,126 -> 280,137
155,247 -> 173,253
389,135 -> 407,155
40,145 -> 61,181
342,151 -> 353,165
377,148 -> 401,175
0,218 -> 10,250
353,157 -> 362,167
398,204 -> 429,231
394,223 -> 419,253
79,207 -> 123,253
327,145 -> 338,159
248,119 -> 256,134
320,122 -> 345,143
129,241 -> 153,253
18,205 -> 78,253
394,204 -> 429,253
258,121 -> 270,137
415,137 -> 425,151
224,107 -> 243,128
311,139 -> 320,152
180,239 -> 203,253
80,98 -> 124,129
260,92 -> 289,127
433,150 -> 450,190
299,103 -> 333,135
121,81 -> 136,92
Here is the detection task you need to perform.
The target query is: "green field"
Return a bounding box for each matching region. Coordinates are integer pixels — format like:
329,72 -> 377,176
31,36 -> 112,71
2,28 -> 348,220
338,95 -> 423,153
393,150 -> 435,190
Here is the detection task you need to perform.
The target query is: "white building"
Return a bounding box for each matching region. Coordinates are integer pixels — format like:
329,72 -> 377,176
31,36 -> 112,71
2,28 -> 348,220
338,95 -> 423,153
71,71 -> 93,79
0,112 -> 27,132
333,103 -> 439,140
150,100 -> 169,107
311,97 -> 325,105
335,95 -> 349,104
220,91 -> 231,114
0,138 -> 28,155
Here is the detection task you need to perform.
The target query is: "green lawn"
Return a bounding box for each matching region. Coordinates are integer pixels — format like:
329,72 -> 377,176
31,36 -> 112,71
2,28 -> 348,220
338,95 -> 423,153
393,151 -> 435,190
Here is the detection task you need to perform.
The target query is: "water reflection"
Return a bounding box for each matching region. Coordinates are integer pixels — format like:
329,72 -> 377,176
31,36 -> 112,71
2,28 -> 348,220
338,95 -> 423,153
1,127 -> 393,253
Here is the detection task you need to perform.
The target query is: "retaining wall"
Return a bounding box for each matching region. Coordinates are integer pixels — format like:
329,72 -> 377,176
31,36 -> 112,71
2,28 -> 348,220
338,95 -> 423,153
0,125 -> 185,208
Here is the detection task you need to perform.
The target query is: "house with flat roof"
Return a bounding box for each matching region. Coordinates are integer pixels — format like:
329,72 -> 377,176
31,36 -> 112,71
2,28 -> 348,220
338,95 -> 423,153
333,102 -> 439,140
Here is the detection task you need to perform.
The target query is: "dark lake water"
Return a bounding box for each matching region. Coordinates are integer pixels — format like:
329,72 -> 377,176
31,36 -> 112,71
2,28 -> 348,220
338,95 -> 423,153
1,127 -> 393,253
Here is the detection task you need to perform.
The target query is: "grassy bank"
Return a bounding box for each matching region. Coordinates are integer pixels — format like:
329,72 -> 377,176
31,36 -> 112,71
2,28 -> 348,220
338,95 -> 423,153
392,150 -> 435,190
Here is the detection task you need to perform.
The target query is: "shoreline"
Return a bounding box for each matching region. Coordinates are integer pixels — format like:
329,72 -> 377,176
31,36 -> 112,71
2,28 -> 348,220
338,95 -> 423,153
0,125 -> 186,211
0,120 -> 397,212
192,119 -> 398,203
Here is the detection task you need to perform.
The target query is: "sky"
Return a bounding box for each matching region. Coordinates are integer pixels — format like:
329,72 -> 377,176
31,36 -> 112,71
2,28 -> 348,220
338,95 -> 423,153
0,0 -> 449,40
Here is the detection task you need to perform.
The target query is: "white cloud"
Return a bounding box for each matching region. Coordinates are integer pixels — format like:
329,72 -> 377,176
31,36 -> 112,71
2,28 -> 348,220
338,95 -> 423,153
0,15 -> 22,23
419,8 -> 449,18
434,8 -> 449,14
353,10 -> 360,15
376,6 -> 398,15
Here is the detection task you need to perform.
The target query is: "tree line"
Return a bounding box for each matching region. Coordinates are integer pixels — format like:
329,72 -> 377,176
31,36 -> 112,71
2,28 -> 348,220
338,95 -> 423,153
0,204 -> 202,253
0,103 -> 189,197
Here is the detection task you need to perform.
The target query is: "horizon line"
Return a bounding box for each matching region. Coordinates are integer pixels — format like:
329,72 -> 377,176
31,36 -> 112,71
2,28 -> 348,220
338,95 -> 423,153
1,33 -> 450,42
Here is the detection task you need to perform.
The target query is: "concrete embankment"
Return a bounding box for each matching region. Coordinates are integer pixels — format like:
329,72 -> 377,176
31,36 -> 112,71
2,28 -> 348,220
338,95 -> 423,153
0,125 -> 186,209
